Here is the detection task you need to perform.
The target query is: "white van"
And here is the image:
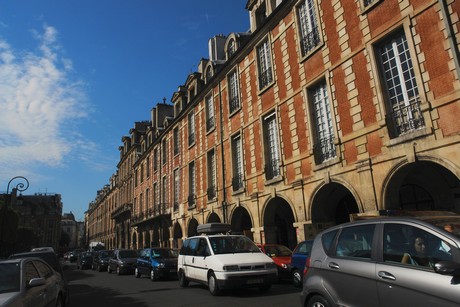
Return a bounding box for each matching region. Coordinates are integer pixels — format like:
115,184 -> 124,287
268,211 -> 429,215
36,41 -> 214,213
177,223 -> 278,295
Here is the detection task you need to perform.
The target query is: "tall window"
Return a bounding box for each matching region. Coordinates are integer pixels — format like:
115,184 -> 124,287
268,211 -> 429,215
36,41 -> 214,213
227,38 -> 236,58
188,162 -> 196,207
153,182 -> 158,212
309,81 -> 336,164
231,133 -> 244,191
188,111 -> 195,146
205,94 -> 215,131
297,0 -> 320,57
207,149 -> 217,200
228,70 -> 240,114
257,39 -> 273,90
378,31 -> 423,138
146,156 -> 150,178
162,140 -> 167,164
174,127 -> 179,155
263,112 -> 281,180
145,189 -> 149,212
139,193 -> 143,214
153,148 -> 158,171
174,169 -> 180,211
162,176 -> 168,206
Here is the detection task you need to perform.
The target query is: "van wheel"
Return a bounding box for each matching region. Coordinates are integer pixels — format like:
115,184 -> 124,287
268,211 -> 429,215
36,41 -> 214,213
178,270 -> 189,287
307,295 -> 330,307
292,269 -> 302,287
208,273 -> 220,296
135,268 -> 141,278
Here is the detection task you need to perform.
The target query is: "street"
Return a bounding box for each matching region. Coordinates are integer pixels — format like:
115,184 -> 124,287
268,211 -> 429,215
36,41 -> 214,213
64,262 -> 301,307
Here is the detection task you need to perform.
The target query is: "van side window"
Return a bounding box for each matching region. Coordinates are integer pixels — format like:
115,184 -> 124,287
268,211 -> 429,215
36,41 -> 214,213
335,225 -> 375,259
195,239 -> 210,256
188,238 -> 201,256
180,239 -> 190,255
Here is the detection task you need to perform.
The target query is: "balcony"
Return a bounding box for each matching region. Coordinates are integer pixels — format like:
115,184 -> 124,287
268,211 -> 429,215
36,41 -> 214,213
313,136 -> 336,165
300,28 -> 320,57
111,203 -> 132,219
232,174 -> 244,192
153,203 -> 170,216
386,98 -> 425,138
229,96 -> 240,114
258,68 -> 273,90
265,158 -> 280,180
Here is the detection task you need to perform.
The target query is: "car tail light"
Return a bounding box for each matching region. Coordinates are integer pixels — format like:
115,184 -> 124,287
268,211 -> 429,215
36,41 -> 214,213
303,257 -> 311,277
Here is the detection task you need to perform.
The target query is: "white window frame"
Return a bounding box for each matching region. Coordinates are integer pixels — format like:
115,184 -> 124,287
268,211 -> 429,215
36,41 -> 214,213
297,0 -> 321,57
257,38 -> 274,90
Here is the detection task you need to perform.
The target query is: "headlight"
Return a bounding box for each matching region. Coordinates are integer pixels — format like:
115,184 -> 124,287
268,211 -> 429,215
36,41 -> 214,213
281,263 -> 288,269
223,265 -> 239,271
157,263 -> 165,268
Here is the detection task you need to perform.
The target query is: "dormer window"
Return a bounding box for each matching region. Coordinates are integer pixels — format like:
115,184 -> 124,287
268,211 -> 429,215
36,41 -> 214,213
227,38 -> 236,58
256,2 -> 267,28
205,66 -> 213,83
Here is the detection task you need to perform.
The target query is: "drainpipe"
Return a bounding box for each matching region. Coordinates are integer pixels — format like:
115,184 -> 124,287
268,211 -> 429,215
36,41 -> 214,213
439,0 -> 460,79
218,80 -> 228,224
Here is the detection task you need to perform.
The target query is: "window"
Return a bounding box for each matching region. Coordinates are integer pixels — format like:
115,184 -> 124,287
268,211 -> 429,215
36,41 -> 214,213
228,70 -> 240,114
335,224 -> 375,259
146,156 -> 150,178
153,148 -> 158,171
309,81 -> 336,164
383,224 -> 452,267
263,112 -> 281,180
297,0 -> 321,57
188,162 -> 196,207
227,38 -> 236,58
207,149 -> 217,200
145,188 -> 149,211
174,127 -> 179,155
205,95 -> 215,131
153,182 -> 158,206
162,176 -> 168,205
231,133 -> 244,191
140,163 -> 144,182
188,112 -> 195,146
257,39 -> 274,90
377,31 -> 424,138
363,0 -> 379,8
139,192 -> 143,214
205,66 -> 213,82
162,140 -> 167,165
174,169 -> 180,211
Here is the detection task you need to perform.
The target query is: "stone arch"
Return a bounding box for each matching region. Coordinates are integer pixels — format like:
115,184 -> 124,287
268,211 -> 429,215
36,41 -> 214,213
144,230 -> 151,248
207,212 -> 221,223
311,182 -> 360,226
383,160 -> 460,211
230,206 -> 253,239
132,231 -> 138,250
263,196 -> 297,250
187,218 -> 199,237
173,222 -> 183,249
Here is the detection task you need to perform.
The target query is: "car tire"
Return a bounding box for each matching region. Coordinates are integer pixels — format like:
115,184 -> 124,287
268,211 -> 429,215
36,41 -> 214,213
208,273 -> 220,296
178,270 -> 189,287
107,265 -> 112,274
292,269 -> 302,287
116,266 -> 121,275
150,269 -> 158,281
135,267 -> 141,278
307,295 -> 330,307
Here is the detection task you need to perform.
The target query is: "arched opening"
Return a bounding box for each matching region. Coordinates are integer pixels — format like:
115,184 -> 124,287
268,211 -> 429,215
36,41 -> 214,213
263,197 -> 296,250
207,212 -> 221,223
230,206 -> 253,239
173,222 -> 183,249
187,218 -> 199,237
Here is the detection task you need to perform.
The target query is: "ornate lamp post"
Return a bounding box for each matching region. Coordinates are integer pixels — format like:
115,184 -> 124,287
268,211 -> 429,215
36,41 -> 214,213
6,176 -> 29,206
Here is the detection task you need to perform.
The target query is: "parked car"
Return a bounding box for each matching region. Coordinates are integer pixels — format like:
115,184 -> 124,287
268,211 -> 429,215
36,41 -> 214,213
8,250 -> 69,306
178,223 -> 278,296
135,247 -> 178,281
68,248 -> 84,262
257,243 -> 292,280
0,257 -> 67,307
92,250 -> 113,272
108,249 -> 138,275
76,251 -> 94,270
290,239 -> 314,287
300,213 -> 460,307
31,247 -> 55,253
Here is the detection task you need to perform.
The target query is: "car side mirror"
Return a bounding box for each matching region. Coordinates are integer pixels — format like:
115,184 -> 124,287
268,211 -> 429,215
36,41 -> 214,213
434,261 -> 460,277
28,277 -> 45,288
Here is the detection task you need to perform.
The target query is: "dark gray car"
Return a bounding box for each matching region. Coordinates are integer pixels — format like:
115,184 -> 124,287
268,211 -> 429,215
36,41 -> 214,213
300,214 -> 460,307
108,249 -> 137,275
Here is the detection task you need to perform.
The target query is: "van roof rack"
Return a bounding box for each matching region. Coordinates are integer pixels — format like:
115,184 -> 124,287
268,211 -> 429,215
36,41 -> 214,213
196,223 -> 231,235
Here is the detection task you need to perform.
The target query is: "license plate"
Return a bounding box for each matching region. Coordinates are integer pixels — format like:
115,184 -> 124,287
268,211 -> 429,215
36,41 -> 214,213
247,278 -> 263,285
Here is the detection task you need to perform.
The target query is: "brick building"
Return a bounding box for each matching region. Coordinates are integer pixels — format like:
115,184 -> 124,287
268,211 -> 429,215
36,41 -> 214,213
86,0 -> 460,251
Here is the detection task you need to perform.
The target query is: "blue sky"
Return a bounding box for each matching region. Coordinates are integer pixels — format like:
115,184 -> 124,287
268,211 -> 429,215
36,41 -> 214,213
0,1 -> 249,221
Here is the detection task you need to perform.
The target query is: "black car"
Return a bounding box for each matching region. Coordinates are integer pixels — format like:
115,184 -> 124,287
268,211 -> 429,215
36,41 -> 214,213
92,250 -> 113,272
68,248 -> 84,262
107,249 -> 138,275
8,250 -> 70,307
76,251 -> 94,270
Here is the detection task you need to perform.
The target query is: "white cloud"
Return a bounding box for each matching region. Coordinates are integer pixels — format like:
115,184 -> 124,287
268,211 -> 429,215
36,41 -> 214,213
0,25 -> 89,178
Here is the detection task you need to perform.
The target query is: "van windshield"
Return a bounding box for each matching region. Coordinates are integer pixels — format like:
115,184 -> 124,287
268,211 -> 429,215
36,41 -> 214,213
209,236 -> 260,255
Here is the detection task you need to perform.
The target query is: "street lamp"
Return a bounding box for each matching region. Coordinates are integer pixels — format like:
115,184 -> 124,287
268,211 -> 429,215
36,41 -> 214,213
6,176 -> 29,205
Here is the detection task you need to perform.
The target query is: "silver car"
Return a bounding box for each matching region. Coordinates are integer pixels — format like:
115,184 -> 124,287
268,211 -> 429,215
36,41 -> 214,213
301,214 -> 460,307
0,258 -> 66,307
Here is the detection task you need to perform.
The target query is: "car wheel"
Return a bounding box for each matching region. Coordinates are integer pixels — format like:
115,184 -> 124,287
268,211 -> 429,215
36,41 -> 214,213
292,269 -> 302,287
150,269 -> 158,281
307,295 -> 330,307
178,270 -> 189,287
116,266 -> 121,275
107,265 -> 112,274
97,264 -> 102,272
208,273 -> 220,296
135,267 -> 141,278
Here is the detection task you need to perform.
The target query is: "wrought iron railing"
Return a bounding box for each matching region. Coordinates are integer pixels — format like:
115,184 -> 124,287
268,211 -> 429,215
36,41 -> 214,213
229,96 -> 240,114
300,28 -> 320,56
188,133 -> 195,146
187,194 -> 196,207
206,117 -> 215,131
265,158 -> 280,180
313,136 -> 336,164
258,68 -> 273,89
386,99 -> 425,138
207,185 -> 216,200
232,174 -> 244,191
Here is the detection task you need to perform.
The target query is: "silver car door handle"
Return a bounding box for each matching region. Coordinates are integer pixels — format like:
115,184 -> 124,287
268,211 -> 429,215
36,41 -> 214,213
328,262 -> 340,269
378,271 -> 396,281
